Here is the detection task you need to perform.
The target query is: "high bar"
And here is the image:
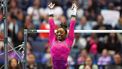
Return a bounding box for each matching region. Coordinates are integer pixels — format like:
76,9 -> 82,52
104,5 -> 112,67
27,29 -> 122,33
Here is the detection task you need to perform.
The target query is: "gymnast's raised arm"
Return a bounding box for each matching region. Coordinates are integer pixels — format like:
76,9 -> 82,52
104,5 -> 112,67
48,3 -> 55,45
67,3 -> 77,46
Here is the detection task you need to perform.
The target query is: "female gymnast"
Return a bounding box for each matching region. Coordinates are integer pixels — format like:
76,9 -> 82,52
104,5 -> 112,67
48,2 -> 77,69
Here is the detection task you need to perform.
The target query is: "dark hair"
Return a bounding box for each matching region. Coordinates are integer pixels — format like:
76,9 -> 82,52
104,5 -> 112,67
8,58 -> 21,69
60,23 -> 67,34
107,33 -> 119,43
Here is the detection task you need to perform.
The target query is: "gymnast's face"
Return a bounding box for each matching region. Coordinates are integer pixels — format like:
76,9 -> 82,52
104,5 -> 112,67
56,28 -> 66,41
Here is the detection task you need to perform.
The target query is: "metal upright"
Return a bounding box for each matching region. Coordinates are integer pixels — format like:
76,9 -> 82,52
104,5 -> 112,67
23,29 -> 28,69
3,0 -> 8,69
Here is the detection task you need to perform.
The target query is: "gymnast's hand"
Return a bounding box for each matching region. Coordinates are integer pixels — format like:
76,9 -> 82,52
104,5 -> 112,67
71,3 -> 78,17
48,2 -> 55,9
48,2 -> 55,16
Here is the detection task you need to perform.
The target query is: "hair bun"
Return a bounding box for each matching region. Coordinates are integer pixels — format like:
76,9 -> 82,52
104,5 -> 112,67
60,23 -> 67,29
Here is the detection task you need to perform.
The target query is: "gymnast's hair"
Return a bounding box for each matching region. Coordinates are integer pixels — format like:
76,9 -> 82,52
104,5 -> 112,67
60,23 -> 67,34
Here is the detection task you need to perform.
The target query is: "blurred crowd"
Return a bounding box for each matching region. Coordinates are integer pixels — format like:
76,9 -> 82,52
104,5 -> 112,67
0,0 -> 122,69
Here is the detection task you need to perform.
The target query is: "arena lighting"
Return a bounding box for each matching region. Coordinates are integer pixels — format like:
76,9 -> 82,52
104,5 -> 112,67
27,29 -> 122,33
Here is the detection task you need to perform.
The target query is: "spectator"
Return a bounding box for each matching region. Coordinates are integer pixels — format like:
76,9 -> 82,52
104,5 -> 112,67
12,29 -> 23,50
0,32 -> 4,41
39,22 -> 49,39
16,10 -> 25,28
0,40 -> 3,53
97,0 -> 108,10
79,56 -> 98,69
93,14 -> 112,30
108,2 -> 115,10
105,33 -> 122,54
27,53 -> 40,69
41,47 -> 52,68
26,42 -> 33,54
27,0 -> 44,28
93,15 -> 112,42
24,16 -> 37,40
84,0 -> 98,21
77,49 -> 88,64
75,16 -> 93,38
8,0 -> 21,17
38,16 -> 50,39
24,16 -> 34,29
0,10 -> 4,32
115,16 -> 122,30
18,0 -> 32,11
106,53 -> 122,69
74,33 -> 87,49
98,49 -> 111,65
86,33 -> 98,55
8,58 -> 21,69
114,0 -> 122,11
112,53 -> 122,65
0,32 -> 4,52
8,13 -> 20,36
0,10 -> 3,21
115,16 -> 122,43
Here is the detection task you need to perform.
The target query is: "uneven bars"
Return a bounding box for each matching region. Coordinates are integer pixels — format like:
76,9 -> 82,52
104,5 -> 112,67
27,30 -> 122,33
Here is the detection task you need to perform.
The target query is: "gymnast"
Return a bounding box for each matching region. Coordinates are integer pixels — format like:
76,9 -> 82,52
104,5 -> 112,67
48,2 -> 77,69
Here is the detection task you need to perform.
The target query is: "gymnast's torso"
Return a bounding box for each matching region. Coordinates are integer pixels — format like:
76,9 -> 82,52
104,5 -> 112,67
50,37 -> 71,61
